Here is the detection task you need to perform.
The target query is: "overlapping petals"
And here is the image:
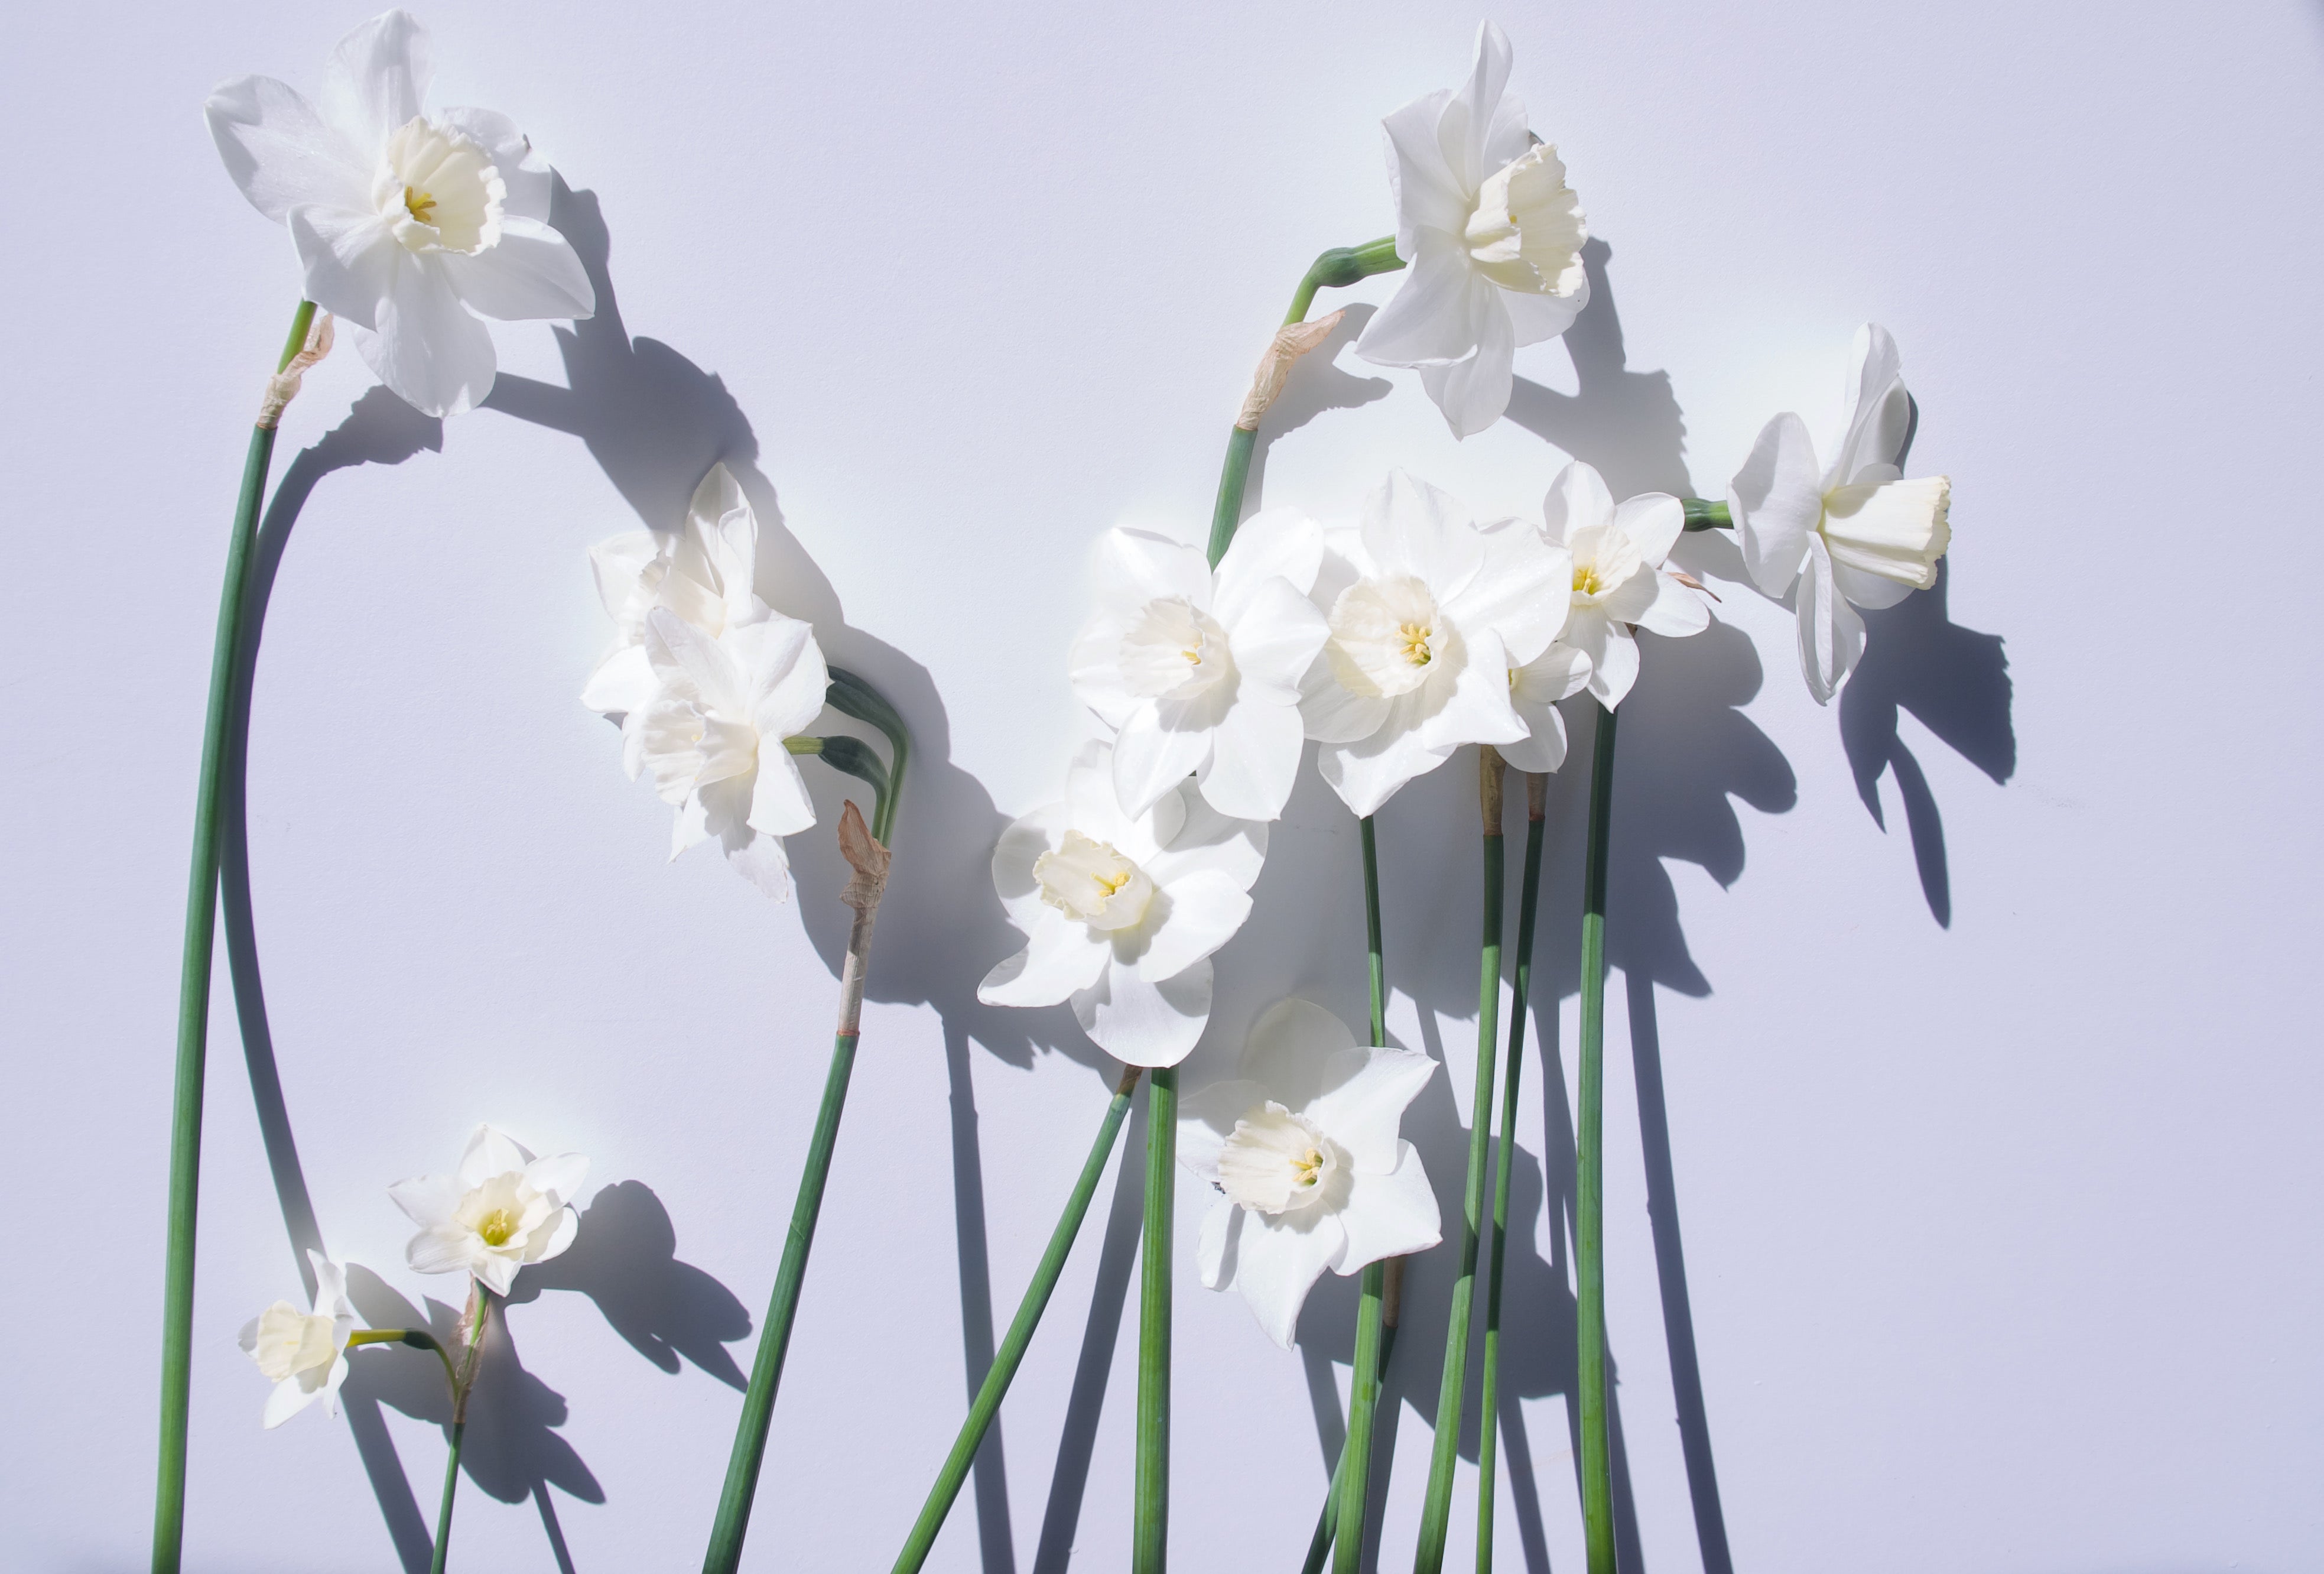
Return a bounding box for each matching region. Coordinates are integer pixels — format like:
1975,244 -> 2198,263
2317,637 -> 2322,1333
1298,470 -> 1569,814
980,741 -> 1266,1067
1726,324 -> 1953,703
238,1251 -> 360,1429
1068,510 -> 1331,822
1539,461 -> 1708,710
1179,999 -> 1441,1347
388,1124 -> 588,1298
1354,22 -> 1589,437
206,10 -> 594,416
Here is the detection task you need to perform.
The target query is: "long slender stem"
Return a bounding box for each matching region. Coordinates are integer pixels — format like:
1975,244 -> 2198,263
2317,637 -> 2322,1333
1299,1304 -> 1405,1574
151,299 -> 317,1574
429,1423 -> 467,1574
1331,1261 -> 1389,1574
1476,775 -> 1548,1570
430,1286 -> 495,1574
1133,1065 -> 1177,1573
1415,750 -> 1507,1571
890,1066 -> 1143,1573
1578,705 -> 1621,1573
1360,816 -> 1386,1046
703,1031 -> 860,1573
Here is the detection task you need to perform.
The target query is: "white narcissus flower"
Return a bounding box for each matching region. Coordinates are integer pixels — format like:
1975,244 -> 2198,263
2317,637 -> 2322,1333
1500,640 -> 1591,772
389,1124 -> 588,1297
980,741 -> 1266,1067
1727,324 -> 1952,703
631,606 -> 826,898
238,1251 -> 359,1429
1354,22 -> 1588,438
1299,471 -> 1569,816
1179,999 -> 1441,1348
206,10 -> 595,417
582,463 -> 764,764
1067,510 -> 1331,822
1539,461 -> 1709,709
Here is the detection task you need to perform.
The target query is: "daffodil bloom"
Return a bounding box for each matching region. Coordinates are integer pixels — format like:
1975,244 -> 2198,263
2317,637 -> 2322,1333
205,10 -> 594,417
238,1251 -> 359,1429
389,1124 -> 588,1297
981,741 -> 1266,1067
1727,323 -> 1953,703
632,606 -> 827,898
1178,999 -> 1441,1348
1068,511 -> 1331,822
1299,471 -> 1569,816
1500,640 -> 1591,771
1354,22 -> 1588,438
583,463 -> 765,768
1539,461 -> 1709,709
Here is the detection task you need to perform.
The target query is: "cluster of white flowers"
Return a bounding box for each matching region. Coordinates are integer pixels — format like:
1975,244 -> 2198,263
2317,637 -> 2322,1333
241,1125 -> 586,1428
582,465 -> 830,898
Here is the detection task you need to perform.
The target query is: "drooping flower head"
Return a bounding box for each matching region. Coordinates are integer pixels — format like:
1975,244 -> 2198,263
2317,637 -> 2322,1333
238,1251 -> 359,1429
1727,324 -> 1952,703
1299,471 -> 1569,815
1068,510 -> 1331,823
980,741 -> 1266,1067
389,1124 -> 588,1297
206,10 -> 595,417
1354,22 -> 1588,437
1538,461 -> 1709,709
1179,1000 -> 1441,1348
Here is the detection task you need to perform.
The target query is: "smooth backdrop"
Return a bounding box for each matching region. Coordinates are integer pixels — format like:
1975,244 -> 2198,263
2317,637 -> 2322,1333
4,2 -> 2320,1571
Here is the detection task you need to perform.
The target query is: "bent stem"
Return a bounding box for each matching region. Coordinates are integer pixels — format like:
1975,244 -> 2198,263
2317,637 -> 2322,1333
151,298 -> 318,1574
430,1286 -> 496,1574
1577,705 -> 1620,1573
890,1065 -> 1144,1574
1414,749 -> 1508,1572
1133,1064 -> 1176,1573
1475,773 -> 1548,1570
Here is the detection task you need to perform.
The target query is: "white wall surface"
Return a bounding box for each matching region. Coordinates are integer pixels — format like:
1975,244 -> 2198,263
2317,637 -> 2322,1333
4,2 -> 2320,1570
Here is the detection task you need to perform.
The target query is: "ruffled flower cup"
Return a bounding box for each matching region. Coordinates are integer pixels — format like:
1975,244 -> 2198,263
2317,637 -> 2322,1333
1178,999 -> 1442,1347
238,1251 -> 359,1429
389,1124 -> 589,1297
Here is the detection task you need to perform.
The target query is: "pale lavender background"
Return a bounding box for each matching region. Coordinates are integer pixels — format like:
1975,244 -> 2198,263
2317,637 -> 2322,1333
3,2 -> 2319,1570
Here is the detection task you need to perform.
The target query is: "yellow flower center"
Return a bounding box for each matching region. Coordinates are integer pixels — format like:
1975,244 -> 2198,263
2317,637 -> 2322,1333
1573,564 -> 1605,597
1291,1147 -> 1325,1189
403,185 -> 438,224
1397,622 -> 1434,666
475,1208 -> 519,1248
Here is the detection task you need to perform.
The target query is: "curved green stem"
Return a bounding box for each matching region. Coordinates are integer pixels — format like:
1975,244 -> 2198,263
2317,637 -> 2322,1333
1476,776 -> 1548,1569
1578,705 -> 1620,1573
151,298 -> 317,1574
890,1067 -> 1143,1573
1414,751 -> 1507,1571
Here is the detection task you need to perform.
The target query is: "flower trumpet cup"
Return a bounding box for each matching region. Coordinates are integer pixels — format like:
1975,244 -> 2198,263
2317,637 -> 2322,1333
1539,459 -> 1711,709
389,1124 -> 588,1298
238,1251 -> 360,1429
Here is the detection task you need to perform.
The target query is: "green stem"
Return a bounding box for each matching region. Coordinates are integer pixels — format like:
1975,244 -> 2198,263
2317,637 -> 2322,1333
703,1032 -> 861,1573
430,1287 -> 495,1574
890,1066 -> 1144,1574
1331,1261 -> 1389,1574
1578,705 -> 1620,1573
1133,1065 -> 1177,1573
1302,1312 -> 1403,1574
151,298 -> 317,1574
1415,751 -> 1507,1572
1476,777 -> 1548,1570
1681,498 -> 1732,531
1360,816 -> 1386,1047
430,1423 -> 466,1574
1205,238 -> 1406,566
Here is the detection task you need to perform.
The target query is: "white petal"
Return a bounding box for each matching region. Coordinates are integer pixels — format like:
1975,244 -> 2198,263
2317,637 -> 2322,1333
1194,694 -> 1304,822
461,1125 -> 532,1185
406,1224 -> 475,1277
284,206 -> 399,332
472,1252 -> 521,1299
1234,1210 -> 1347,1348
1540,460 -> 1615,547
1379,90 -> 1469,250
1502,275 -> 1588,347
1178,1078 -> 1270,1183
1728,413 -> 1825,596
1441,21 -> 1519,194
527,1205 -> 580,1265
1092,527 -> 1212,615
1068,612 -> 1141,730
1359,470 -> 1484,598
1333,1143 -> 1443,1272
980,911 -> 1111,1007
1299,655 -> 1392,745
1308,1050 -> 1436,1173
438,106 -> 552,223
1499,696 -> 1568,773
1831,559 -> 1915,611
386,1173 -> 460,1228
1145,788 -> 1266,892
1633,572 -> 1711,639
318,9 -> 430,154
1354,240 -> 1483,368
438,216 -> 594,322
1072,959 -> 1211,1067
1613,494 -> 1686,567
723,820 -> 794,899
1240,998 -> 1360,1111
1576,615 -> 1640,709
1213,508 -> 1325,623
1829,323 -> 1912,486
356,258 -> 497,418
205,76 -> 369,224
1795,538 -> 1865,705
523,1153 -> 590,1210
1416,292 -> 1516,438
1449,520 -> 1568,666
1413,628 -> 1527,752
262,1374 -> 324,1429
991,802 -> 1070,930
308,1252 -> 352,1316
645,609 -> 748,720
1112,703 -> 1214,821
1318,723 -> 1454,818
747,749 -> 815,838
1132,869 -> 1253,982
1221,576 -> 1331,700
1195,1200 -> 1243,1291
580,645 -> 655,721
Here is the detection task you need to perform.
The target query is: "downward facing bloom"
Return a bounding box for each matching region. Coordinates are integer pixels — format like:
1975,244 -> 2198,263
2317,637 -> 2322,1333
238,1251 -> 360,1428
1179,999 -> 1441,1347
206,10 -> 595,416
1354,22 -> 1589,437
980,741 -> 1266,1067
1727,323 -> 1952,703
1068,511 -> 1330,822
1539,460 -> 1709,709
1299,471 -> 1568,815
389,1124 -> 588,1297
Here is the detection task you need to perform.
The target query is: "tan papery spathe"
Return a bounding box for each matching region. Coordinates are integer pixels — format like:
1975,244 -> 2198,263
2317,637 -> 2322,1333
835,800 -> 892,1037
256,313 -> 335,430
1234,309 -> 1346,431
